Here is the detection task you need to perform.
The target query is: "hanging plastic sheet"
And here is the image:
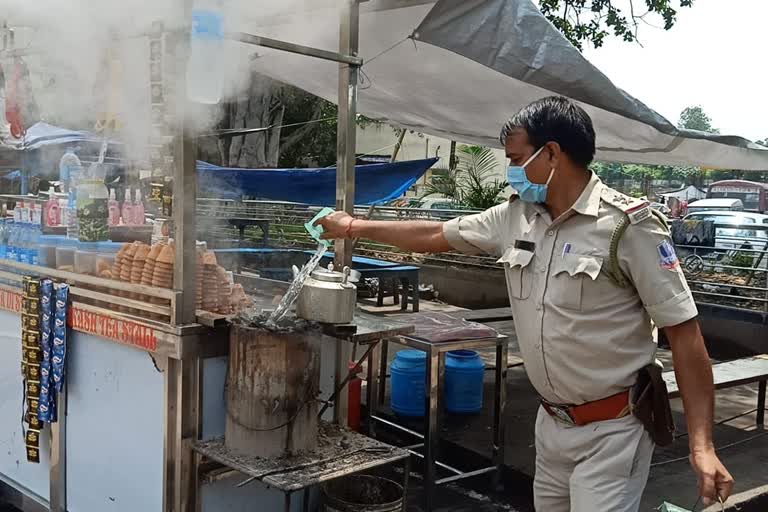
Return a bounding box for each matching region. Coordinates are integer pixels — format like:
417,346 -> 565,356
197,157 -> 438,205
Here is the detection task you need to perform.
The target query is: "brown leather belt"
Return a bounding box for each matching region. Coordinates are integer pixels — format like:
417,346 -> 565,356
541,390 -> 631,426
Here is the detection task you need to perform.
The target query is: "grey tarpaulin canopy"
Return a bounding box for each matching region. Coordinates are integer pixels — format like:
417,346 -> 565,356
244,0 -> 768,170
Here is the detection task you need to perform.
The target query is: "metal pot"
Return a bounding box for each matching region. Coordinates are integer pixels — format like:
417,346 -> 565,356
297,264 -> 357,324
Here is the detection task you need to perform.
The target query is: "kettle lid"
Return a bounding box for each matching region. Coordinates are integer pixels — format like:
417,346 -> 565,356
310,267 -> 345,282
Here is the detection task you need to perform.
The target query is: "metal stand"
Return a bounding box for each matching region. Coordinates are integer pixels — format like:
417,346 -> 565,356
371,335 -> 509,512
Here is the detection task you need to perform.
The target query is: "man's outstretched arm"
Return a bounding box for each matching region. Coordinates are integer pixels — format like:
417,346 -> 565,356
316,211 -> 452,253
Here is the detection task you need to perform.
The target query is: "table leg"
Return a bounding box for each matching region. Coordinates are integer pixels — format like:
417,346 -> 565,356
412,276 -> 420,313
424,346 -> 440,512
367,339 -> 381,436
757,380 -> 766,429
492,338 -> 508,490
393,279 -> 400,306
303,488 -> 310,512
377,279 -> 385,307
284,492 -> 292,512
400,278 -> 408,311
402,455 -> 411,512
378,339 -> 389,406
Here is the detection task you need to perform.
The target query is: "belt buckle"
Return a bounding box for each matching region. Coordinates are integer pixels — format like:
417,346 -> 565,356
542,399 -> 575,425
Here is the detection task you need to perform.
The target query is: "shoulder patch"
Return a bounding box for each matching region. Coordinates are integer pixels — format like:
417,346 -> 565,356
601,188 -> 651,224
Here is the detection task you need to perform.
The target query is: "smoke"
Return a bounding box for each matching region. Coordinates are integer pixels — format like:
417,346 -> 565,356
0,0 -> 339,165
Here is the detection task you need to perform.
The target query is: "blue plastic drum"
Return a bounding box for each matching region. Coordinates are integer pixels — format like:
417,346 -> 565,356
390,350 -> 426,417
444,350 -> 485,414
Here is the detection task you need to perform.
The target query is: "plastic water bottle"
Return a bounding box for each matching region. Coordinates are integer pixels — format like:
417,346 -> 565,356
66,194 -> 79,240
0,219 -> 8,260
29,210 -> 41,266
17,222 -> 29,264
7,222 -> 17,262
59,147 -> 83,195
187,0 -> 226,104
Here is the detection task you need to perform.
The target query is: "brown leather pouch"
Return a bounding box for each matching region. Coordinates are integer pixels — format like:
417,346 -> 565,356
631,362 -> 675,446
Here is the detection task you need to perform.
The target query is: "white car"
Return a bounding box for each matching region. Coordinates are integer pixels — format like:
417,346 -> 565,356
682,211 -> 768,260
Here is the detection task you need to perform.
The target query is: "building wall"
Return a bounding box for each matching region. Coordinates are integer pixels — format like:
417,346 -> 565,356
356,124 -> 508,196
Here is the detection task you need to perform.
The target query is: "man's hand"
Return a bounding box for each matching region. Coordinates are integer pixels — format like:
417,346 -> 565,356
689,446 -> 734,505
315,212 -> 354,239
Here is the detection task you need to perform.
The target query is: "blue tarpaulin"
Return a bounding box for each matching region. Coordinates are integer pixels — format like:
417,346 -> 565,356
197,158 -> 438,205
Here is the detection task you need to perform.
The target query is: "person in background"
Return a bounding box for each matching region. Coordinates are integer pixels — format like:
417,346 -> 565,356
317,96 -> 733,511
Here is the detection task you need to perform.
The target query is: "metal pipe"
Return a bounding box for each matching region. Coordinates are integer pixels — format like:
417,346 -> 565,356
435,466 -> 498,486
334,0 -> 361,270
227,31 -> 363,67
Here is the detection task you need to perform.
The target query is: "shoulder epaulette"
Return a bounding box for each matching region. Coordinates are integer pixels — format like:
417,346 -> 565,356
600,188 -> 652,225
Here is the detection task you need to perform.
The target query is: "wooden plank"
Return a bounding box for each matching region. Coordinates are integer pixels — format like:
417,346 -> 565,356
665,356 -> 768,398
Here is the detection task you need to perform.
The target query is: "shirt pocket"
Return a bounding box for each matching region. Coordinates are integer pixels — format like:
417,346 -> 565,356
498,247 -> 535,300
549,253 -> 603,310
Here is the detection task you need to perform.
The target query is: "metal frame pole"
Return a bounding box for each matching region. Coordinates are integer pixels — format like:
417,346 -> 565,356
335,0 -> 361,270
172,0 -> 197,326
49,385 -> 67,512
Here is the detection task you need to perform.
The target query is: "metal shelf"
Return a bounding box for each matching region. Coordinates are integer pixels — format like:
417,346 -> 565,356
193,423 -> 409,493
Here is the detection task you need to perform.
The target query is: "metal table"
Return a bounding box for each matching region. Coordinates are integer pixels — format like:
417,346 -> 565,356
194,423 -> 410,512
320,312 -> 415,427
371,334 -> 509,512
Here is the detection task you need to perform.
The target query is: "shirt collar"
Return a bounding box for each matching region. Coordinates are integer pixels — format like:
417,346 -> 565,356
523,172 -> 602,223
570,171 -> 603,218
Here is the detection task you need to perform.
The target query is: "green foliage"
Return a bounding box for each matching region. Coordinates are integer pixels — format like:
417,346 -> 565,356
538,0 -> 693,50
678,105 -> 719,133
421,145 -> 507,210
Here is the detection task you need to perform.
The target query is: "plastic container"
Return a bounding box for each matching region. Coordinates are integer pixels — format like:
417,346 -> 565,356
444,350 -> 485,414
94,241 -> 123,278
390,350 -> 427,417
55,238 -> 78,271
38,235 -> 66,268
77,168 -> 110,242
75,242 -> 99,275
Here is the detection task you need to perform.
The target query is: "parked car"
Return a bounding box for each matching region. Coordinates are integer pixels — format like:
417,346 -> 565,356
682,211 -> 768,268
686,198 -> 744,213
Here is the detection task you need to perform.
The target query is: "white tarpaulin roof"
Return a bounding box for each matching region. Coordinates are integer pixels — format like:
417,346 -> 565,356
245,0 -> 768,171
659,185 -> 707,201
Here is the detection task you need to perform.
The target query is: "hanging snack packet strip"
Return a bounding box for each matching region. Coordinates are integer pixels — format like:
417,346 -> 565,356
39,279 -> 56,423
21,276 -> 43,463
52,284 -> 70,394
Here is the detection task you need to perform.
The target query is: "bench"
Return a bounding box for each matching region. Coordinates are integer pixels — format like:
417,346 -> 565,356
664,354 -> 768,428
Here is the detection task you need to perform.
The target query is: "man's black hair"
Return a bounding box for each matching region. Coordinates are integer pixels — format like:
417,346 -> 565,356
499,96 -> 596,168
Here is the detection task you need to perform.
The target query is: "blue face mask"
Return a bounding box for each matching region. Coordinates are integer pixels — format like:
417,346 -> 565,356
506,146 -> 555,203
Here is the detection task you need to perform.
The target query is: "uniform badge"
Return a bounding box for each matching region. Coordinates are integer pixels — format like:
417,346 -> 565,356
657,240 -> 679,270
626,202 -> 651,224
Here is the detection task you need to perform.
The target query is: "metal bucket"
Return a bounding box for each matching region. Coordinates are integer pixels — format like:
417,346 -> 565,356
322,475 -> 404,512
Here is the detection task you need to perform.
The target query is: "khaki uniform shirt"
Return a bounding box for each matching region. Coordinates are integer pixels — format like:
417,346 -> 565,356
443,173 -> 698,405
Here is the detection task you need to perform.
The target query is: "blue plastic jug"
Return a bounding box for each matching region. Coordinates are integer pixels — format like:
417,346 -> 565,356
390,350 -> 427,417
444,350 -> 485,414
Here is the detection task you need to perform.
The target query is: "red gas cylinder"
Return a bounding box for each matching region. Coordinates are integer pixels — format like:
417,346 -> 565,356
347,361 -> 363,432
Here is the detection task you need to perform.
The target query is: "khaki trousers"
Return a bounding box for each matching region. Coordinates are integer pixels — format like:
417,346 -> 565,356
534,406 -> 655,511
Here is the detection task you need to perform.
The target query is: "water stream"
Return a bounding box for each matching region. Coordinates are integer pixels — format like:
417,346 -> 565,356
265,243 -> 328,326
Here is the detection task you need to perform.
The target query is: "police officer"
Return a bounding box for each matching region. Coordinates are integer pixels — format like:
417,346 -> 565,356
317,96 -> 734,511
